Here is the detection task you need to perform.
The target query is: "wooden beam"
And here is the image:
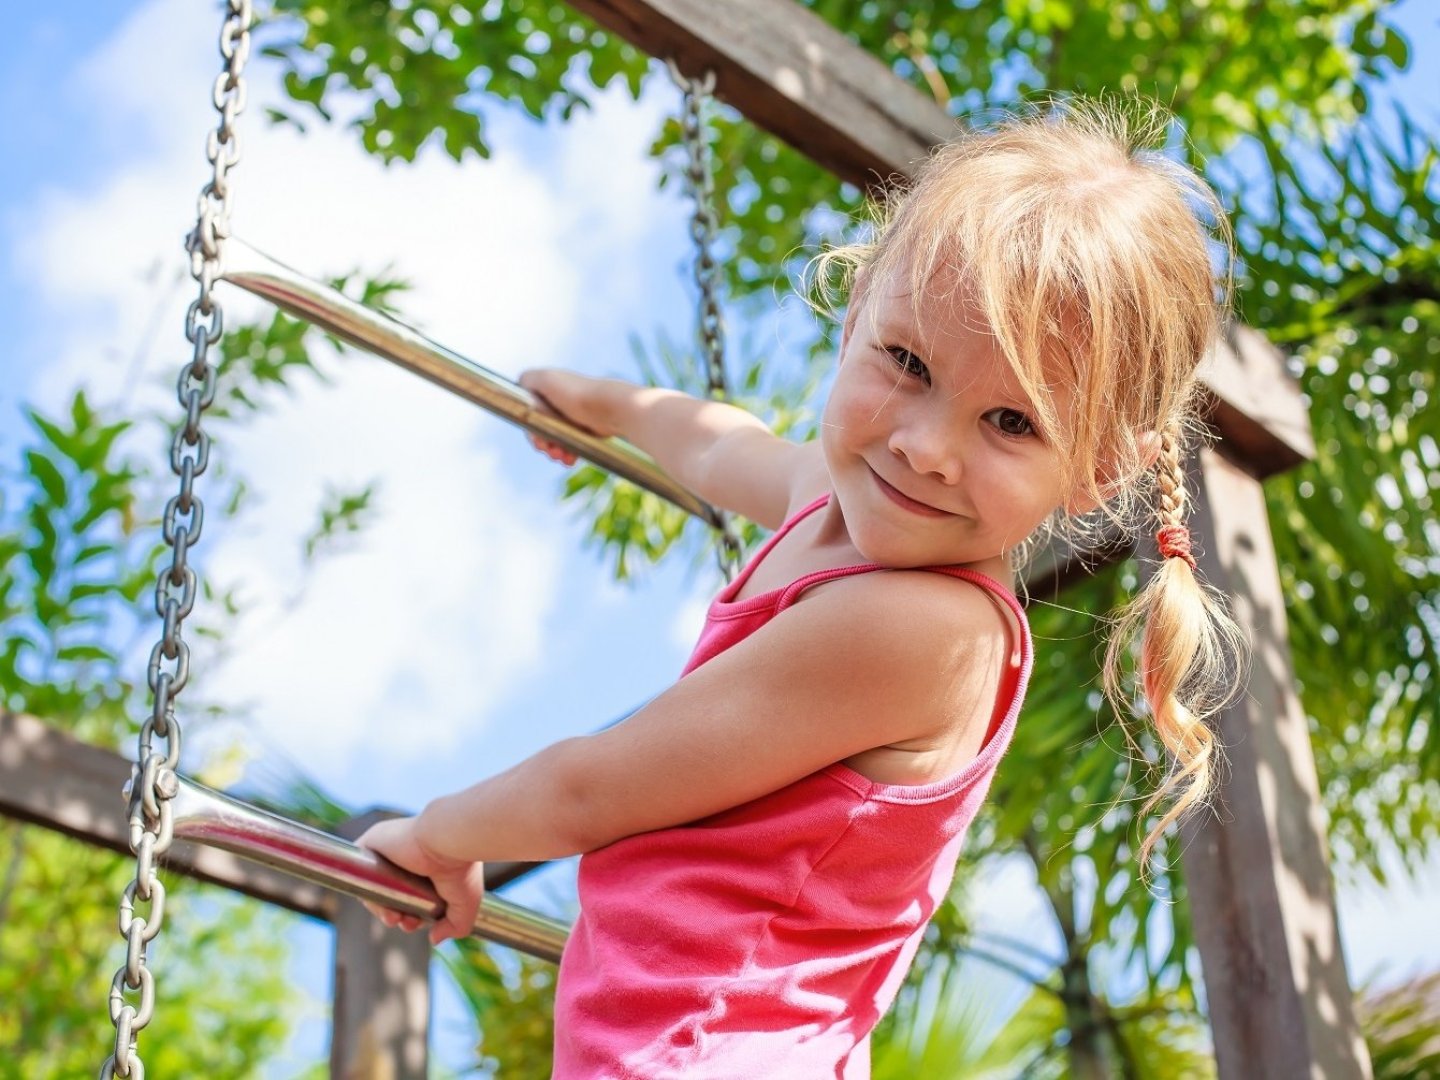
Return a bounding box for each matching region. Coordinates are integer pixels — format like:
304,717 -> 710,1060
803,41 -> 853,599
566,0 -> 1312,480
0,710 -> 332,920
568,0 -> 948,190
1201,323 -> 1315,479
1161,449 -> 1372,1079
0,711 -> 563,916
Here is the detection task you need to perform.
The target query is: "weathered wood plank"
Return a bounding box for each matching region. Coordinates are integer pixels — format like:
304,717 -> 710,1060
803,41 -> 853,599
1160,449 -> 1371,1079
569,0 -> 949,190
0,710 -> 333,920
1201,323 -> 1315,479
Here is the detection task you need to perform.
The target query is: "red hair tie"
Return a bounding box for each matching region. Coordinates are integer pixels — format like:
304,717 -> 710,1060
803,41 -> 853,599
1157,525 -> 1197,570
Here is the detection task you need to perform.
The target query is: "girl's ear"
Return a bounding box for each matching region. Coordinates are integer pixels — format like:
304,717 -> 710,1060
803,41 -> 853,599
1066,431 -> 1165,515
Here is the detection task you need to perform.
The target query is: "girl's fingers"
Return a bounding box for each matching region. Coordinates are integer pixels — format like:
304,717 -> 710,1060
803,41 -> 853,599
361,901 -> 393,924
528,435 -> 579,467
362,901 -> 424,934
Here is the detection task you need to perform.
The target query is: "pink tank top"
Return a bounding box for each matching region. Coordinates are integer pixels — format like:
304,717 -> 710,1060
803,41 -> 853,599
552,495 -> 1033,1078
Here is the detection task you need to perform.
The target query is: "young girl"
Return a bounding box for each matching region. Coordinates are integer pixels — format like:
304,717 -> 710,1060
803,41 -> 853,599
357,98 -> 1240,1077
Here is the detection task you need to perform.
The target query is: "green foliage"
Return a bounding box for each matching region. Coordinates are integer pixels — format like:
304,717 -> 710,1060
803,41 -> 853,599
0,383 -> 316,1074
1227,103 -> 1440,881
261,0 -> 649,162
1,264 -> 409,1074
443,937 -> 557,1077
264,0 -> 1439,1073
2,392 -> 155,743
871,951 -> 1000,1079
303,483 -> 380,560
0,820 -> 300,1078
1359,971 -> 1440,1079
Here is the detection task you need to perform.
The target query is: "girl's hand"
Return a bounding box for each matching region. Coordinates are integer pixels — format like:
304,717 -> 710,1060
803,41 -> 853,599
518,368 -> 614,466
354,816 -> 487,946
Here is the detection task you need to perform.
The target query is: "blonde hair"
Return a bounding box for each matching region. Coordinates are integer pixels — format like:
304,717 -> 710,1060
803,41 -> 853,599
811,95 -> 1246,870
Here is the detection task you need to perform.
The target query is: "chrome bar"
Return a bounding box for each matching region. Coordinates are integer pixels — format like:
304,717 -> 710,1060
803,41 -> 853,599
169,776 -> 570,962
220,238 -> 721,527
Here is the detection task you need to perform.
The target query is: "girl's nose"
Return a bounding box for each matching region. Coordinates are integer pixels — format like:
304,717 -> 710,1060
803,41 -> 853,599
889,416 -> 963,485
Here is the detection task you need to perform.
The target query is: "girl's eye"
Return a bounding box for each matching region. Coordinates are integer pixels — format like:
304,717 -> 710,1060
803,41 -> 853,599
886,347 -> 930,385
985,408 -> 1037,439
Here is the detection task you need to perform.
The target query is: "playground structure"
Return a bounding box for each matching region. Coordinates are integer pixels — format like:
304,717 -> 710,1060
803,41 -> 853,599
0,1 -> 1378,1076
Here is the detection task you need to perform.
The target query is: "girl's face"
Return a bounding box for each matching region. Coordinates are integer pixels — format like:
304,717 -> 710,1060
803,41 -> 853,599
820,270 -> 1079,575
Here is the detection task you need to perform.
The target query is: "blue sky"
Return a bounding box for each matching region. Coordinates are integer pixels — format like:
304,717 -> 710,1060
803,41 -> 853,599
2,1 -> 1437,1075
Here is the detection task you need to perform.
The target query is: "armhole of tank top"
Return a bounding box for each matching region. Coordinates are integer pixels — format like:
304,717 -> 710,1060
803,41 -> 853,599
720,494 -> 831,605
819,566 -> 1033,803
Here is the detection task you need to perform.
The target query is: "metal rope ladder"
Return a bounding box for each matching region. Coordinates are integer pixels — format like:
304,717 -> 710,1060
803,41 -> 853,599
101,4 -> 740,1075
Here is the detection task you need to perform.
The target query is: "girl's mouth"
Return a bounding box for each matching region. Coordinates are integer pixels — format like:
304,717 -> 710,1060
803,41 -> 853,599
869,467 -> 953,518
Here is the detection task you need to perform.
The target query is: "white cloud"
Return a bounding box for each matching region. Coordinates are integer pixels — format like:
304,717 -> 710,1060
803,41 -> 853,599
8,0 -> 674,775
669,591 -> 712,653
192,351 -> 565,769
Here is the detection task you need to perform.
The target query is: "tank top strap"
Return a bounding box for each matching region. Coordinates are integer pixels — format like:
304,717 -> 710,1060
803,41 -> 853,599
719,494 -> 831,604
768,498 -> 1031,665
775,562 -> 887,612
920,566 -> 1033,672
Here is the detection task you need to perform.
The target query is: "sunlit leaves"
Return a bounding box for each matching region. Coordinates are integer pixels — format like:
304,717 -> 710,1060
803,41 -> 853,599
261,0 -> 649,164
1357,971 -> 1440,1079
444,936 -> 558,1077
1,393 -> 149,741
261,0 -> 1439,1071
0,823 -> 302,1077
1,270 -> 404,1072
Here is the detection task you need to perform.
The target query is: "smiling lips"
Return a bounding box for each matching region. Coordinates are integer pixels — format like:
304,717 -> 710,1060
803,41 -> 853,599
869,467 -> 954,518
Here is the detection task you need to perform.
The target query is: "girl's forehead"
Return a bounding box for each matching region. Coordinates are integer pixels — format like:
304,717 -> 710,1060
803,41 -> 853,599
867,276 -> 1002,361
869,266 -> 994,339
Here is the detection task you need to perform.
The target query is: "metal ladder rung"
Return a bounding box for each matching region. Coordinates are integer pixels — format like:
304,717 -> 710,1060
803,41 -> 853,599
170,776 -> 570,962
220,238 -> 722,529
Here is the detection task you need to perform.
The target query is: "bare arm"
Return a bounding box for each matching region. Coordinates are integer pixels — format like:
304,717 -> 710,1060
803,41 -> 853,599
358,571 -> 1009,941
519,368 -> 807,529
412,572 -> 1009,863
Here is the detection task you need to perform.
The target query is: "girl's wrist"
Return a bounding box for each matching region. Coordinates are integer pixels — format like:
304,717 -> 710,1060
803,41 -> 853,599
590,375 -> 635,439
413,793 -> 466,865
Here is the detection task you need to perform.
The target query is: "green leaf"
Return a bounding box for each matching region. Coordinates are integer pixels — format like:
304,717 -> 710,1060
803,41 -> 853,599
24,450 -> 66,507
56,644 -> 114,663
73,543 -> 113,565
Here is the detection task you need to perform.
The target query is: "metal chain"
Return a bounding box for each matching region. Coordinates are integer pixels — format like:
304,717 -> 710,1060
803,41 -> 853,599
667,61 -> 743,582
100,4 -> 251,1077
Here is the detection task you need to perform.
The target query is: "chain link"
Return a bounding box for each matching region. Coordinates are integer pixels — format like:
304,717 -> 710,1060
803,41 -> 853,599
100,3 -> 251,1077
667,62 -> 744,581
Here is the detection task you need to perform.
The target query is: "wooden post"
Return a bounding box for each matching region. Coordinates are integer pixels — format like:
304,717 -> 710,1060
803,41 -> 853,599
331,811 -> 432,1080
1165,446 -> 1372,1078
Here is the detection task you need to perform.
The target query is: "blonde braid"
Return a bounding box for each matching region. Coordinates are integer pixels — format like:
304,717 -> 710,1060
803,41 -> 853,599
1106,423 -> 1245,873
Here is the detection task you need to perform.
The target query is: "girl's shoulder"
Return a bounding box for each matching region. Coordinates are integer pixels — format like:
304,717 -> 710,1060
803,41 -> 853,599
781,568 -> 1021,757
806,565 -> 1016,648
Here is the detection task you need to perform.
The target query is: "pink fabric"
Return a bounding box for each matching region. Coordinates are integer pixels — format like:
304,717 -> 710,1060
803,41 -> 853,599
552,495 -> 1033,1078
